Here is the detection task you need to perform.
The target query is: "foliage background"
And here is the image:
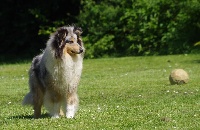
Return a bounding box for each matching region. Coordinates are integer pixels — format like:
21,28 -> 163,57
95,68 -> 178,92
0,0 -> 200,59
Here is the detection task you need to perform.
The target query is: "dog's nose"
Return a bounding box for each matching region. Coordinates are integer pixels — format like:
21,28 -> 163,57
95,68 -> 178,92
79,48 -> 83,53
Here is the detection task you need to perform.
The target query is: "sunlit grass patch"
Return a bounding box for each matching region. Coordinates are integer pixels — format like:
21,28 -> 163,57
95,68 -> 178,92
1,54 -> 200,129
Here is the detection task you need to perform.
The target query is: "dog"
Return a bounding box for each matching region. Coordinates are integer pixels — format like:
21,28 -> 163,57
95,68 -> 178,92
22,25 -> 85,119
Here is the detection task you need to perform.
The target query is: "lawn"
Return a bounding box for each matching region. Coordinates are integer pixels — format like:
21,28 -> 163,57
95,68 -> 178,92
0,54 -> 200,129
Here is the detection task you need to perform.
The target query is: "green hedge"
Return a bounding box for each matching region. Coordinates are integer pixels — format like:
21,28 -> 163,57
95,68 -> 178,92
1,0 -> 199,59
78,0 -> 200,58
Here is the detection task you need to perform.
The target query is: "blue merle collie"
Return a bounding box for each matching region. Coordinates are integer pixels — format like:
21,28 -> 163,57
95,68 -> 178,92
22,25 -> 85,119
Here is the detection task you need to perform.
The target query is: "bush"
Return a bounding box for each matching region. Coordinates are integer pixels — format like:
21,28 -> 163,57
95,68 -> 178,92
0,0 -> 80,58
1,0 -> 199,59
78,0 -> 200,58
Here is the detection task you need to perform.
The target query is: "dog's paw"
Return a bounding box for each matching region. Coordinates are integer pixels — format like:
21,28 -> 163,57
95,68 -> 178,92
66,105 -> 76,118
51,114 -> 60,118
66,111 -> 75,118
66,115 -> 74,118
66,114 -> 74,118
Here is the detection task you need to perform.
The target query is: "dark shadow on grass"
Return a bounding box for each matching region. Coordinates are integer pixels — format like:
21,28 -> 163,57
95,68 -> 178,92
8,113 -> 49,119
181,59 -> 200,64
192,60 -> 200,64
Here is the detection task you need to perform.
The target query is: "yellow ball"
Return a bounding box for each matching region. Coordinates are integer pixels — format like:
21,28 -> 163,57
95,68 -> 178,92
169,69 -> 189,85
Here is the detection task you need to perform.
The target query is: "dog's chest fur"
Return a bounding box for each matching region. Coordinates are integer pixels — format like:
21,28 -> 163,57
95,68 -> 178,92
42,46 -> 83,94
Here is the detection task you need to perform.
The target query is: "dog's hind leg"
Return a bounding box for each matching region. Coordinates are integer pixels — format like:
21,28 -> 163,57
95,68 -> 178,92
66,92 -> 79,118
33,86 -> 44,119
27,54 -> 45,119
30,71 -> 44,119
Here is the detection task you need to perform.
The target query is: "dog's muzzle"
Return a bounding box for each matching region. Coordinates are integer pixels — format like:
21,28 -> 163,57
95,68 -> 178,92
79,48 -> 84,54
71,47 -> 84,54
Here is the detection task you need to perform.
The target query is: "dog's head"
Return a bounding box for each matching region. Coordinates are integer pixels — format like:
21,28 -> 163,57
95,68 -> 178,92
52,26 -> 84,58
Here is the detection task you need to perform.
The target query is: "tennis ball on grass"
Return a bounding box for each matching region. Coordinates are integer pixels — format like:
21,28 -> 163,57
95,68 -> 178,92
169,69 -> 189,85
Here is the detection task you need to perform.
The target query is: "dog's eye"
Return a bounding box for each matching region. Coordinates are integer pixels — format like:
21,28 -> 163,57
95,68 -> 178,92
65,40 -> 73,44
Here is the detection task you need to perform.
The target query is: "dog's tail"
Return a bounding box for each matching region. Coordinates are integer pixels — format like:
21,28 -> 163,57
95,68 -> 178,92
22,92 -> 33,105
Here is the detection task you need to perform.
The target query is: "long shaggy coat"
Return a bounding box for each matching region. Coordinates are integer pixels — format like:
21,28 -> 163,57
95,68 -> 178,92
22,26 -> 85,119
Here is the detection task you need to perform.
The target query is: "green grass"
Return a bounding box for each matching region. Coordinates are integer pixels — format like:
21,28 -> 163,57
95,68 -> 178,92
1,54 -> 200,129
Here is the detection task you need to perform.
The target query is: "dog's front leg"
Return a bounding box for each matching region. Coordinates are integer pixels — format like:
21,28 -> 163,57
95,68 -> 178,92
65,75 -> 81,118
66,89 -> 79,118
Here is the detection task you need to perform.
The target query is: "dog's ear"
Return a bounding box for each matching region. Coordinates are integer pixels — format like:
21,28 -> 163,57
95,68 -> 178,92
57,27 -> 68,40
55,27 -> 68,48
53,27 -> 68,58
74,27 -> 83,36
